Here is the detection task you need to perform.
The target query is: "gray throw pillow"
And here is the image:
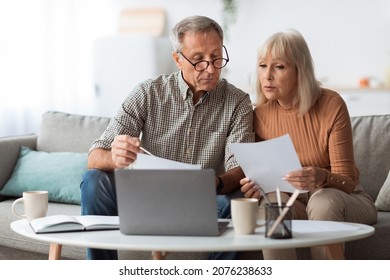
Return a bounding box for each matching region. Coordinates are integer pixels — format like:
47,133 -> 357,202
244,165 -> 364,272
375,170 -> 390,211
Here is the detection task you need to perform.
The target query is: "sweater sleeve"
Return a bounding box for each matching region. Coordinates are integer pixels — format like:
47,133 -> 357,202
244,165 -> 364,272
322,94 -> 358,193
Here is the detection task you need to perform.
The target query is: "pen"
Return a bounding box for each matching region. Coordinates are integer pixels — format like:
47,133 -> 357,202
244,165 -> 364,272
275,186 -> 286,235
266,189 -> 299,237
127,147 -> 154,169
140,147 -> 154,156
256,185 -> 271,204
276,186 -> 282,208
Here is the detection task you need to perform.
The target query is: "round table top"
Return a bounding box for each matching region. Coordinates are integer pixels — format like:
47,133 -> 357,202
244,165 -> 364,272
11,219 -> 374,253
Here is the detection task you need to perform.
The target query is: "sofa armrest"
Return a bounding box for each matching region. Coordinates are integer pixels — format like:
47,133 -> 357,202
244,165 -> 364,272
0,134 -> 37,193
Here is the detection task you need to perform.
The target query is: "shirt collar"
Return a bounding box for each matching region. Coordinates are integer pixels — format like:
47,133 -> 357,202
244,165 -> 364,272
177,71 -> 221,101
177,71 -> 190,100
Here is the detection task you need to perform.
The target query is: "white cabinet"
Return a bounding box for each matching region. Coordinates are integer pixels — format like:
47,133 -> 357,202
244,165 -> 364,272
92,35 -> 176,117
338,89 -> 390,117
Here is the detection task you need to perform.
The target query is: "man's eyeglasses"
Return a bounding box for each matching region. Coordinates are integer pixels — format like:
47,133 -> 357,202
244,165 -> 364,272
179,45 -> 229,72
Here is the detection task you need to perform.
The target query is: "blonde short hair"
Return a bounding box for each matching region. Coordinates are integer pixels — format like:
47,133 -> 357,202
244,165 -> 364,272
254,29 -> 321,115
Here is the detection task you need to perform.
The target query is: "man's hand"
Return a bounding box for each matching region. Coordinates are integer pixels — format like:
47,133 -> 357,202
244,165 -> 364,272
111,135 -> 142,169
240,177 -> 261,199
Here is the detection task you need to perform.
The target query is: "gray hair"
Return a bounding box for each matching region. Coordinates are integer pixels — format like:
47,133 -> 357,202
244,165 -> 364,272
255,29 -> 321,115
170,15 -> 224,52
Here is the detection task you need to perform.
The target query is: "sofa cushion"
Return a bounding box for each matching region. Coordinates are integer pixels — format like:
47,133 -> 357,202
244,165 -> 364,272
0,146 -> 87,204
0,134 -> 37,192
375,170 -> 390,211
351,114 -> 390,200
37,111 -> 110,153
345,211 -> 390,259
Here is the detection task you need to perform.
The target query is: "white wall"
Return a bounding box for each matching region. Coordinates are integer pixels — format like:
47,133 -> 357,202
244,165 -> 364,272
227,0 -> 390,91
1,0 -> 389,136
113,0 -> 390,92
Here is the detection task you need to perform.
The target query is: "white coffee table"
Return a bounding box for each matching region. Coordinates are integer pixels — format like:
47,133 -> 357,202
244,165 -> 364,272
11,219 -> 374,260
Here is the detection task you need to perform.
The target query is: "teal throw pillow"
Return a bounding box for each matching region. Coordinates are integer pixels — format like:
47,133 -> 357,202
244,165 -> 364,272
0,146 -> 88,204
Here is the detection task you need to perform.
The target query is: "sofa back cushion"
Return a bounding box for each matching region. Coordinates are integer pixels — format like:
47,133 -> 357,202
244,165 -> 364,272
351,114 -> 390,200
34,112 -> 389,200
37,111 -> 110,153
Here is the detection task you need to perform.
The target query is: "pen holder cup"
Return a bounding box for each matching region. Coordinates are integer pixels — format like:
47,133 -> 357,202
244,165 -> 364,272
265,203 -> 292,239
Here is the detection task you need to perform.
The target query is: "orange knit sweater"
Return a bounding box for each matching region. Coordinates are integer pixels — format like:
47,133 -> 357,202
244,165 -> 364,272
253,88 -> 360,192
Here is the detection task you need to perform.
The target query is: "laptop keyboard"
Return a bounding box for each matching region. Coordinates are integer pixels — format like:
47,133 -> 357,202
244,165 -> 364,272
218,221 -> 229,234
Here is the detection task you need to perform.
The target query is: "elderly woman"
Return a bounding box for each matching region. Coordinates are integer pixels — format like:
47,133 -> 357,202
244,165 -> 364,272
240,29 -> 377,259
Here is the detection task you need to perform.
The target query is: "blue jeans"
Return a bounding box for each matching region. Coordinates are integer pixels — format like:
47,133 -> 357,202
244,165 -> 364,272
80,169 -> 238,260
81,169 -> 118,260
208,193 -> 240,260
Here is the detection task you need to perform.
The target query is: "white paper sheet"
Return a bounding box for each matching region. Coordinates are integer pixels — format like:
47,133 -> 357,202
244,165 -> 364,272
133,153 -> 201,170
230,134 -> 303,194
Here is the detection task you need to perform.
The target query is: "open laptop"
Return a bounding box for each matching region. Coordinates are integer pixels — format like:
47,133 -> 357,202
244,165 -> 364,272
114,169 -> 228,236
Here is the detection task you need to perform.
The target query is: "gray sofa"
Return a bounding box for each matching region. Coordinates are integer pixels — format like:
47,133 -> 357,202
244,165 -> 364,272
0,111 -> 389,260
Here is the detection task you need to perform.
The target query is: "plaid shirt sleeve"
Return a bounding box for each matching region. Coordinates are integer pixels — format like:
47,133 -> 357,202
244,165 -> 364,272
89,73 -> 255,173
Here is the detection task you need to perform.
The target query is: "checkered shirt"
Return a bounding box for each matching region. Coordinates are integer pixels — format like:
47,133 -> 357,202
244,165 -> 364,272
90,71 -> 254,174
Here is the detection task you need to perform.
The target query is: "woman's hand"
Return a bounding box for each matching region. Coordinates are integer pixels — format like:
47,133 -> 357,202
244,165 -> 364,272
282,166 -> 326,191
240,177 -> 261,199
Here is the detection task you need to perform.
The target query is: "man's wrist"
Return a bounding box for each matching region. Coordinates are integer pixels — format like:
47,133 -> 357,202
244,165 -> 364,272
216,176 -> 224,194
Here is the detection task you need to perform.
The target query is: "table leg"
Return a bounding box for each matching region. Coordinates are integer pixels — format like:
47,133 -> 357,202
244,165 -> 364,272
152,251 -> 166,260
49,243 -> 62,260
324,243 -> 345,260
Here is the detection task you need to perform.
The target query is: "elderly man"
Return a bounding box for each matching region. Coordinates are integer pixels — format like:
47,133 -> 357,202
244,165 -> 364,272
81,15 -> 254,260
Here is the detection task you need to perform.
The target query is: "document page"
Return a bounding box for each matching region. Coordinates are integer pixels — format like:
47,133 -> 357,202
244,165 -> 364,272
30,215 -> 120,233
230,134 -> 303,194
76,215 -> 119,229
134,153 -> 201,170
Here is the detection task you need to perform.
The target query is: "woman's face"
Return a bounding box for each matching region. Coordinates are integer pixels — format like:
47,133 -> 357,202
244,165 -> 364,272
258,55 -> 298,108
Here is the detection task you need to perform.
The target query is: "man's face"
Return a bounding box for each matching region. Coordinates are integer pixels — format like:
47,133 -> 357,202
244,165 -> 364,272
173,30 -> 223,95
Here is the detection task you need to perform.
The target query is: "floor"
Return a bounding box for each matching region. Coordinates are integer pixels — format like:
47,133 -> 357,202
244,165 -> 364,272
0,241 -> 268,260
0,245 -> 70,260
0,245 -> 49,260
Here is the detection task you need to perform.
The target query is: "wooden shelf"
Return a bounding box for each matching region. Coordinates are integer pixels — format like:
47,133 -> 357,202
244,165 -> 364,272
325,87 -> 390,95
118,8 -> 165,36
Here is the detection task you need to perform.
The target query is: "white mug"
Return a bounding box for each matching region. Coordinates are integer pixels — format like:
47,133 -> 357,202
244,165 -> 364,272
12,191 -> 48,222
231,198 -> 264,235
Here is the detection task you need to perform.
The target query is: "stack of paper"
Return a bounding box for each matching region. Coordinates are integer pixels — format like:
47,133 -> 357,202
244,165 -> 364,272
230,134 -> 303,194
